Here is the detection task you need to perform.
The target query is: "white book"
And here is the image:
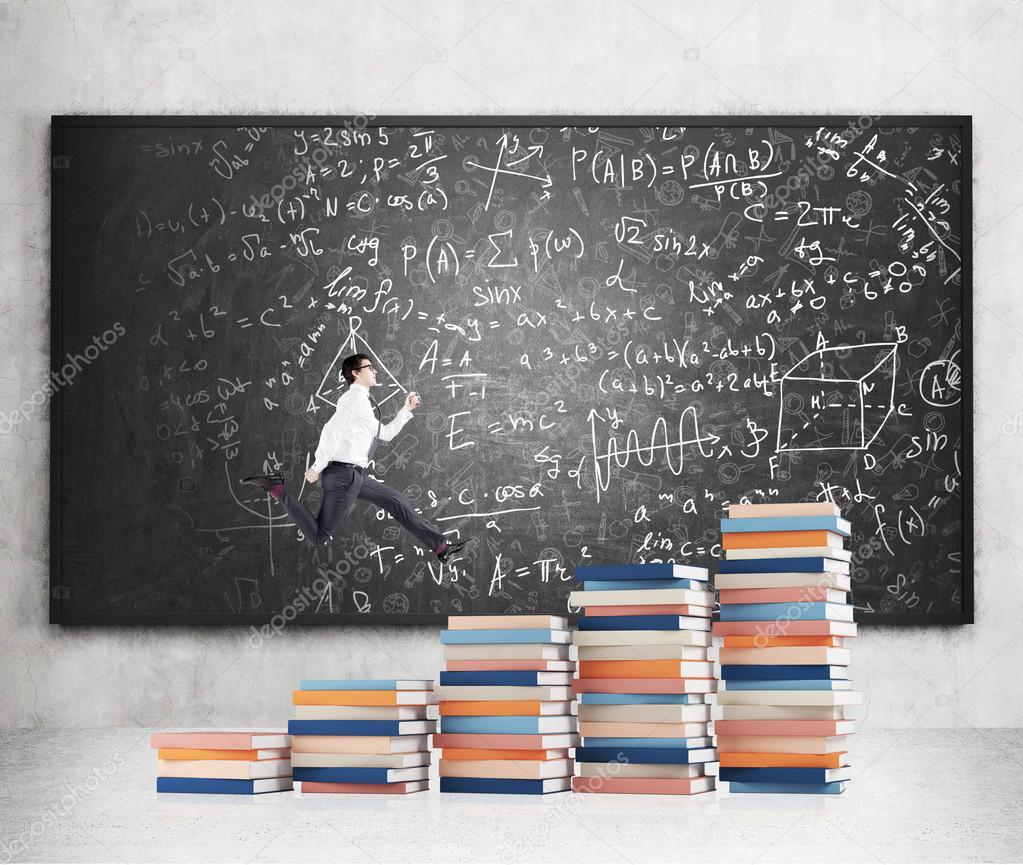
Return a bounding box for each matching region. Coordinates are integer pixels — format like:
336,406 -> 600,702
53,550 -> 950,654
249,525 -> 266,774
713,705 -> 851,721
293,705 -> 433,721
291,751 -> 430,769
577,704 -> 712,724
443,644 -> 571,661
714,572 -> 851,591
156,758 -> 291,780
716,647 -> 851,666
572,630 -> 711,647
290,735 -> 429,754
714,690 -> 863,706
575,645 -> 709,662
446,615 -> 569,630
725,546 -> 851,562
578,762 -> 711,779
569,589 -> 715,607
433,685 -> 572,701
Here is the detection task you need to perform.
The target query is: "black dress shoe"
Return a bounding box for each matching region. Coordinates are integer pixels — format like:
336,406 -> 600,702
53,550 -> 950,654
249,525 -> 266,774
240,472 -> 284,492
437,539 -> 471,562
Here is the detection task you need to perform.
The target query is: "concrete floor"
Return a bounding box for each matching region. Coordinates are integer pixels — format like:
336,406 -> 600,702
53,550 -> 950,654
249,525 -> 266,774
1,728 -> 1021,863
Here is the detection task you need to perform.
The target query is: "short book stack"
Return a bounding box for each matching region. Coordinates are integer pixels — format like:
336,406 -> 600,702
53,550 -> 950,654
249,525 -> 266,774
150,731 -> 292,794
569,563 -> 718,795
287,679 -> 436,794
713,501 -> 861,794
435,615 -> 578,794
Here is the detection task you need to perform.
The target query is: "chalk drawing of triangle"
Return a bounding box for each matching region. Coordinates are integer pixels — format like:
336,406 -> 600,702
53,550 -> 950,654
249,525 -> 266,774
313,315 -> 406,411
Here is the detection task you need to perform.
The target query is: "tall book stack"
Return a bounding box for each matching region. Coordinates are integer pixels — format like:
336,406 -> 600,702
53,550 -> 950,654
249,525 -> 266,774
150,731 -> 292,794
713,502 -> 861,795
569,563 -> 718,795
434,615 -> 578,795
287,679 -> 436,794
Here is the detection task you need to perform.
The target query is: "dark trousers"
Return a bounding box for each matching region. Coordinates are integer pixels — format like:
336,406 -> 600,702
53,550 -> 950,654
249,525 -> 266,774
276,463 -> 446,550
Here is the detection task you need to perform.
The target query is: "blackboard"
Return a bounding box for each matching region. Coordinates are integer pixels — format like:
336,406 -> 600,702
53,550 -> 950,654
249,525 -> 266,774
50,115 -> 972,625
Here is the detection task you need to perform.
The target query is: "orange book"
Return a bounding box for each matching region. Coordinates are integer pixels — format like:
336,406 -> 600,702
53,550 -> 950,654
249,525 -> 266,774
438,700 -> 569,716
291,690 -> 431,706
719,751 -> 847,768
578,660 -> 714,679
720,635 -> 845,648
721,530 -> 837,549
440,748 -> 569,761
156,748 -> 289,761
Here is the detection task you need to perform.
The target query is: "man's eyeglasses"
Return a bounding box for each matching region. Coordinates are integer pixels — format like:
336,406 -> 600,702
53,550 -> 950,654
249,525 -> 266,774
355,364 -> 376,373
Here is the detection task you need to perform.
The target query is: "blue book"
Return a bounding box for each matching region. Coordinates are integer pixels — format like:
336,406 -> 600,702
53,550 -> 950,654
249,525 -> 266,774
578,693 -> 705,705
721,679 -> 851,691
578,615 -> 706,631
575,563 -> 709,581
721,665 -> 847,680
292,767 -> 427,784
156,777 -> 291,795
719,557 -> 848,574
582,578 -> 708,591
581,737 -> 711,749
720,516 -> 850,536
720,767 -> 846,784
286,720 -> 433,736
439,776 -> 570,794
438,716 -> 573,735
299,679 -> 431,690
727,780 -> 846,795
440,628 -> 568,645
719,602 -> 850,621
438,671 -> 566,687
575,747 -> 716,765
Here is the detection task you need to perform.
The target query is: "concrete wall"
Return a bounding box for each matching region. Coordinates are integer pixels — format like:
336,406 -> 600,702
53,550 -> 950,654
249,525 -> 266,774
1,0 -> 1020,728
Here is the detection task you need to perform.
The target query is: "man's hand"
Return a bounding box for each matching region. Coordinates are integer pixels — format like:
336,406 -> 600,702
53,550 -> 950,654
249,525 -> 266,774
404,392 -> 421,412
305,467 -> 320,484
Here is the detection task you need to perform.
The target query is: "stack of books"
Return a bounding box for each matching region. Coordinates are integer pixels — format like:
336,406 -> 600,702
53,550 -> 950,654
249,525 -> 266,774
287,679 -> 436,794
434,615 -> 578,794
150,731 -> 292,794
713,501 -> 861,795
569,563 -> 718,795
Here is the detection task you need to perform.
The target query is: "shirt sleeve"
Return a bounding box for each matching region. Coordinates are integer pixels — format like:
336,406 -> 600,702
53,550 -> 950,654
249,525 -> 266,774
311,398 -> 349,472
378,404 -> 413,442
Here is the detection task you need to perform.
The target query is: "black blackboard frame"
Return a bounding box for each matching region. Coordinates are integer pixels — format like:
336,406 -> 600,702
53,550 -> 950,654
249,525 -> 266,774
50,114 -> 973,626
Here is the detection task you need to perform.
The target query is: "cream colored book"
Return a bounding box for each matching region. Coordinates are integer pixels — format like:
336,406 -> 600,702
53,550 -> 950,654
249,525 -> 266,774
572,630 -> 711,647
713,705 -> 850,721
438,758 -> 572,780
443,644 -> 571,661
578,762 -> 713,779
577,704 -> 711,724
715,647 -> 851,666
574,645 -> 709,662
714,572 -> 851,591
725,546 -> 851,562
578,721 -> 710,738
716,735 -> 849,754
291,751 -> 430,768
447,615 -> 569,630
156,758 -> 290,779
569,588 -> 715,607
290,735 -> 428,754
727,502 -> 841,517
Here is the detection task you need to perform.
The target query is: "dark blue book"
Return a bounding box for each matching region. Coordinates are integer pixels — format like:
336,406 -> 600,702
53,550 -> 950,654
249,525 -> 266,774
720,767 -> 848,784
575,746 -> 716,765
439,776 -> 570,794
292,766 -> 428,784
578,615 -> 708,631
719,557 -> 848,574
728,780 -> 847,794
438,671 -> 569,687
286,719 -> 433,736
721,665 -> 848,681
156,777 -> 292,794
575,563 -> 708,581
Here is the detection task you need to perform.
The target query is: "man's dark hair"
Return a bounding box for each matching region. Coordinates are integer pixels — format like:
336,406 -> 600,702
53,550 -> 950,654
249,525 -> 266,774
341,353 -> 371,384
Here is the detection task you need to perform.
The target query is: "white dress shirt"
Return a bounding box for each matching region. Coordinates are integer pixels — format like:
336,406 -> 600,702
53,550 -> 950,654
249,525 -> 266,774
311,383 -> 413,472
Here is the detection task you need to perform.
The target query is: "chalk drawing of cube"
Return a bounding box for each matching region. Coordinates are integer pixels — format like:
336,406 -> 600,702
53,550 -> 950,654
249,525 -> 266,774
776,343 -> 897,452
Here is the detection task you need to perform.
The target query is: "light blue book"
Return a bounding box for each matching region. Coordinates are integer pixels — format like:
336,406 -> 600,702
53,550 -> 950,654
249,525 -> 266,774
720,679 -> 852,691
299,679 -> 432,691
727,780 -> 847,795
438,716 -> 574,735
720,516 -> 850,536
439,628 -> 569,645
578,693 -> 705,705
581,579 -> 708,591
580,737 -> 712,749
719,602 -> 852,622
